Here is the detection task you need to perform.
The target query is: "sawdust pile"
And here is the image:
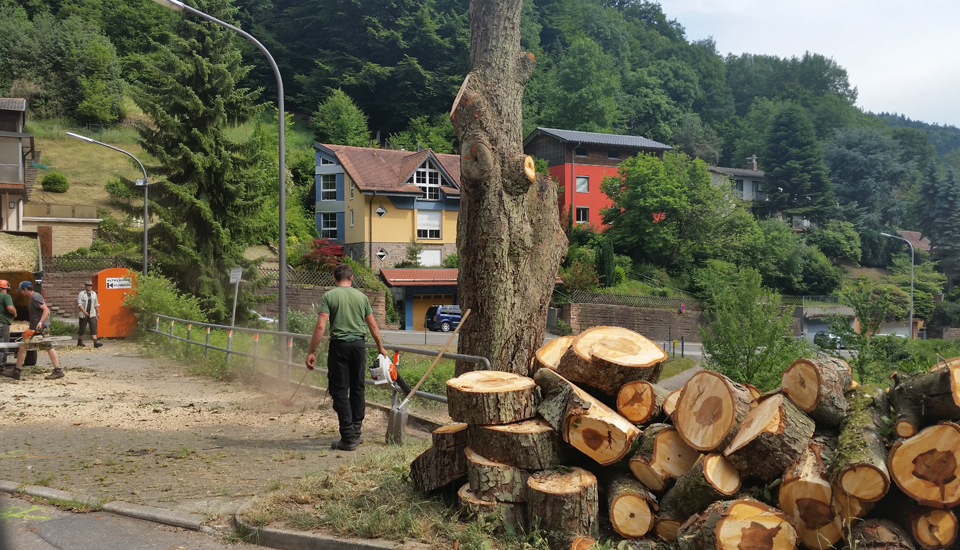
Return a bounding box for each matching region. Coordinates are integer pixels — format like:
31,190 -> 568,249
0,233 -> 38,271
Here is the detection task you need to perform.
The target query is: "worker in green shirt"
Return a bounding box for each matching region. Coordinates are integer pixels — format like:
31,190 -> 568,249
0,279 -> 14,371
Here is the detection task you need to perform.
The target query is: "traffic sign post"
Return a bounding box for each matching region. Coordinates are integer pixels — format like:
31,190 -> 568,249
229,268 -> 242,327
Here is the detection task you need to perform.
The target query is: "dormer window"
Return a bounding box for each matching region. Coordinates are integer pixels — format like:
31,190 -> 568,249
409,159 -> 441,200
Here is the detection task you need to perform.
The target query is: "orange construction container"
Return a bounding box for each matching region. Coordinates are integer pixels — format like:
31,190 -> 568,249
91,268 -> 137,338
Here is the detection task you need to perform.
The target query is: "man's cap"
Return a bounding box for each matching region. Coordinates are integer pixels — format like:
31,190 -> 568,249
84,281 -> 93,286
18,281 -> 33,291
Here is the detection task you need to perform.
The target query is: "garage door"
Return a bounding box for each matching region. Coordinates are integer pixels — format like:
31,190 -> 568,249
412,294 -> 454,331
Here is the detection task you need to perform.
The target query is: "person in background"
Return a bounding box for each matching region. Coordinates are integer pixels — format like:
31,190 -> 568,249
77,281 -> 102,348
10,281 -> 61,381
0,280 -> 14,372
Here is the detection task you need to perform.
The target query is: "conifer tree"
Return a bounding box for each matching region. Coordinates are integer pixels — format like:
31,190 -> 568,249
131,0 -> 269,321
595,237 -> 616,288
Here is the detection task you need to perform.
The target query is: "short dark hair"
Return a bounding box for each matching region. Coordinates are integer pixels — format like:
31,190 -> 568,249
333,263 -> 354,282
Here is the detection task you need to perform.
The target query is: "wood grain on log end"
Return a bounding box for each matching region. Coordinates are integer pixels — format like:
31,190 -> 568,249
675,370 -> 752,452
889,422 -> 960,508
447,370 -> 538,425
534,335 -> 573,373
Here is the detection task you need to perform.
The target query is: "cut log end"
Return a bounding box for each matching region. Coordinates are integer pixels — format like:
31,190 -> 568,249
675,371 -> 751,452
534,335 -> 573,372
890,422 -> 960,508
566,413 -> 639,465
663,388 -> 681,418
523,155 -> 536,182
896,419 -> 918,438
617,381 -> 668,424
704,453 -> 741,495
679,499 -> 798,550
913,507 -> 958,550
558,326 -> 666,394
839,464 -> 890,503
570,536 -> 596,550
655,519 -> 682,543
609,494 -> 655,538
447,371 -> 538,425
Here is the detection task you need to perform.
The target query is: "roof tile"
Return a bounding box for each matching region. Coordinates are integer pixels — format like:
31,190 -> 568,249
380,268 -> 458,287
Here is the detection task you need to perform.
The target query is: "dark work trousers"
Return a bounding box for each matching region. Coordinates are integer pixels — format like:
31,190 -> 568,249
0,323 -> 8,366
327,338 -> 367,443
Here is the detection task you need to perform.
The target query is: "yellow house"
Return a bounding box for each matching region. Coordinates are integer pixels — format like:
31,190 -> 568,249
314,143 -> 460,270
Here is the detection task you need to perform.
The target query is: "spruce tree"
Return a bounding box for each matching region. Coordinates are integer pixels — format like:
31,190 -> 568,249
761,104 -> 836,224
132,0 -> 269,321
595,238 -> 616,288
932,169 -> 960,282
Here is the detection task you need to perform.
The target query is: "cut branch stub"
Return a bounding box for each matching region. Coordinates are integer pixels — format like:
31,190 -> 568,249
779,443 -> 843,550
526,467 -> 599,549
607,473 -> 658,538
781,357 -> 852,428
723,394 -> 815,482
466,419 -> 561,470
465,446 -> 529,503
674,370 -> 753,452
833,385 -> 891,502
447,371 -> 538,425
676,498 -> 798,550
629,424 -> 700,492
656,453 -> 740,543
533,335 -> 573,373
617,381 -> 670,424
557,326 -> 666,395
889,422 -> 960,508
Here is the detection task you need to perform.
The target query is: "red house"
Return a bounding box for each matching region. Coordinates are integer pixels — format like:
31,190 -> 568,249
523,128 -> 671,228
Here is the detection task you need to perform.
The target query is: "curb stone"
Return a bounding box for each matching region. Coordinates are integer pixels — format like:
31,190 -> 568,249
233,499 -> 397,550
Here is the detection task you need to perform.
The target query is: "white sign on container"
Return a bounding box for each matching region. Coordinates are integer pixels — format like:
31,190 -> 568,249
105,277 -> 132,290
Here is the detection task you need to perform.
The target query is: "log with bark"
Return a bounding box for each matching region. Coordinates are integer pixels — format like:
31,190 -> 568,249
534,368 -> 640,465
888,422 -> 960,508
781,357 -> 852,428
674,370 -> 753,452
447,370 -> 539,425
465,447 -> 529,503
890,372 -> 922,439
617,381 -> 670,424
411,423 -> 468,492
676,497 -> 798,550
778,442 -> 843,550
875,486 -> 959,550
533,335 -> 573,373
832,385 -> 891,502
457,482 -> 526,532
890,368 -> 960,426
607,473 -> 658,538
467,418 -> 561,470
849,519 -> 917,550
526,467 -> 599,549
629,423 -> 701,492
723,394 -> 815,482
655,453 -> 740,543
556,326 -> 667,395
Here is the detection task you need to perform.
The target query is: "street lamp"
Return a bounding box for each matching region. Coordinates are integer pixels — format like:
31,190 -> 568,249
880,231 -> 914,338
149,0 -> 288,333
66,133 -> 149,275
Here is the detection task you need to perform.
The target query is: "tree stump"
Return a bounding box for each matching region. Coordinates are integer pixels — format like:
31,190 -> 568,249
833,385 -> 891,502
467,418 -> 561,470
617,381 -> 670,424
676,498 -> 798,550
675,370 -> 753,452
890,373 -> 922,438
411,424 -> 468,492
778,442 -> 843,550
526,467 -> 599,549
607,473 -> 658,538
533,335 -> 573,372
849,519 -> 916,550
466,447 -> 529,503
629,424 -> 700,492
447,371 -> 538,425
656,453 -> 740,543
889,422 -> 960,508
663,388 -> 681,419
781,357 -> 852,428
723,394 -> 815,482
556,326 -> 666,395
457,483 -> 526,532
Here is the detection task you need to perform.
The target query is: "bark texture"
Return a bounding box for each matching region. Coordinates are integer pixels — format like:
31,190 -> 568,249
723,394 -> 816,482
676,498 -> 798,550
447,371 -> 538,425
458,483 -> 527,532
411,424 -> 469,492
833,385 -> 891,502
466,447 -> 529,503
657,454 -> 741,542
850,519 -> 917,550
526,467 -> 600,549
781,357 -> 852,428
467,419 -> 561,470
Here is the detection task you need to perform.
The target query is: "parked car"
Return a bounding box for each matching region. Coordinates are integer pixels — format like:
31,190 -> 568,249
425,305 -> 462,332
814,330 -> 845,350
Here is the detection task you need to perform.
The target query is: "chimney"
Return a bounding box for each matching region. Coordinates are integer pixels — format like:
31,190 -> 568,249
746,154 -> 758,171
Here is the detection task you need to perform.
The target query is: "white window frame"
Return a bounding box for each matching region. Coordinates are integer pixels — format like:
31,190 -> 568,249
576,176 -> 589,193
320,213 -> 337,239
409,159 -> 441,200
350,184 -> 354,200
576,207 -> 589,224
417,210 -> 441,239
350,209 -> 354,227
320,174 -> 336,201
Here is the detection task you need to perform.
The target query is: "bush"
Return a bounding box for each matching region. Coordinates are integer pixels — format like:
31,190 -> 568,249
41,172 -> 70,193
555,320 -> 573,336
123,273 -> 207,333
441,253 -> 459,268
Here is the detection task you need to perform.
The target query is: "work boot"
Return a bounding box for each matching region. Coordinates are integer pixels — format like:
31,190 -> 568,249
330,439 -> 358,451
2,368 -> 21,380
93,341 -> 103,349
45,369 -> 64,380
77,340 -> 85,347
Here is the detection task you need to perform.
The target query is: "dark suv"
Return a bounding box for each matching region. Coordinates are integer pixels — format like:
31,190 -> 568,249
425,305 -> 462,332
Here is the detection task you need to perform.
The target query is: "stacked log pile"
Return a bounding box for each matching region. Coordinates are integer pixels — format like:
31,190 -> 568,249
410,326 -> 960,550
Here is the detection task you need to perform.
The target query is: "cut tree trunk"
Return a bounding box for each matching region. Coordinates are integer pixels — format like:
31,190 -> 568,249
676,498 -> 798,550
674,370 -> 753,452
534,368 -> 640,465
890,373 -> 922,438
465,447 -> 529,502
526,467 -> 599,549
411,424 -> 469,492
629,423 -> 700,492
556,326 -> 666,395
617,381 -> 670,424
655,453 -> 741,543
781,357 -> 852,428
723,394 -> 815,482
447,371 -> 538,425
466,418 -> 561,470
607,473 -> 658,538
533,335 -> 573,373
457,483 -> 526,532
849,519 -> 916,550
778,442 -> 843,550
888,422 -> 960,508
892,368 -> 960,425
663,388 -> 681,419
833,385 -> 891,502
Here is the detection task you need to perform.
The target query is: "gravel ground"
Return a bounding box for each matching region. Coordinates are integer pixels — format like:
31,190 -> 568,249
0,341 -> 431,525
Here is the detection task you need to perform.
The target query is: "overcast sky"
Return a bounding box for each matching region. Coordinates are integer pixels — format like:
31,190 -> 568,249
667,0 -> 960,128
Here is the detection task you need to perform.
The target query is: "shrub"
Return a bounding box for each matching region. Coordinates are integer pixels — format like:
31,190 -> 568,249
441,253 -> 459,268
123,273 -> 207,333
555,320 -> 573,336
41,172 -> 70,193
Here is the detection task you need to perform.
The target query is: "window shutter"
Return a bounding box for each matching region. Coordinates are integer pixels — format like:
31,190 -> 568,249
417,210 -> 441,231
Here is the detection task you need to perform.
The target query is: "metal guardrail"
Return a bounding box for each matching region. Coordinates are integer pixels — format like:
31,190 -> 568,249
148,313 -> 490,406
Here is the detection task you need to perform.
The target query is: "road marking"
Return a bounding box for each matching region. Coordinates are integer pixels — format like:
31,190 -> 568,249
1,505 -> 49,520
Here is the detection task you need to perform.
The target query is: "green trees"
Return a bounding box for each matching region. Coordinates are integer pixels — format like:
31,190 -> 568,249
543,37 -> 620,132
594,238 -> 616,288
311,89 -> 370,146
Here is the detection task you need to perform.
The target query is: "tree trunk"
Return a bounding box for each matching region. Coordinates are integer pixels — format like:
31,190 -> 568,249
457,482 -> 526,532
452,0 -> 566,377
893,368 -> 960,424
723,394 -> 815,482
467,418 -> 561,470
833,385 -> 891,502
890,373 -> 922,438
607,473 -> 658,538
781,357 -> 852,428
556,326 -> 666,395
617,381 -> 670,424
447,370 -> 539,425
411,424 -> 469,492
526,467 -> 599,549
533,335 -> 573,373
888,422 -> 960,508
676,498 -> 798,550
655,453 -> 740,543
849,519 -> 916,550
674,370 -> 753,452
778,442 -> 843,550
629,423 -> 700,492
466,447 -> 529,503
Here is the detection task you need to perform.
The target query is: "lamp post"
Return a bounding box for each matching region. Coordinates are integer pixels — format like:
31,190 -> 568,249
881,231 -> 914,338
66,133 -> 149,275
149,0 -> 288,333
